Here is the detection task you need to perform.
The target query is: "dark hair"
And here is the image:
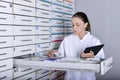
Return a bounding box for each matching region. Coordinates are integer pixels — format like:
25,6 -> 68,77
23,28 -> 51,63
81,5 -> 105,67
72,12 -> 91,32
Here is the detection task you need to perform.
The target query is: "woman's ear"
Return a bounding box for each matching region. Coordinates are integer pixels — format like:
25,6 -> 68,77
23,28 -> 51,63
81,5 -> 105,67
84,22 -> 88,29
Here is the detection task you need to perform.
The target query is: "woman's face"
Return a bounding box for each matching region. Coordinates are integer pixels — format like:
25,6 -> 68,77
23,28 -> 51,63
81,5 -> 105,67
72,17 -> 88,35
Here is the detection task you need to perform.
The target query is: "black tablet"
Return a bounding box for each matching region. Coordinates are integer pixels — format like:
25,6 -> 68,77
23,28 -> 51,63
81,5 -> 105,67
84,44 -> 104,55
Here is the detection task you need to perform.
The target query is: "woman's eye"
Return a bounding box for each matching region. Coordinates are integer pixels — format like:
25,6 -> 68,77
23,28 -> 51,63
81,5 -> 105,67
77,25 -> 80,27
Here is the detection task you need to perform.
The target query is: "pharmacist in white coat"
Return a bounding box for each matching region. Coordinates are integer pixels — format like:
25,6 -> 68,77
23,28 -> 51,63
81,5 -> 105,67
48,12 -> 105,80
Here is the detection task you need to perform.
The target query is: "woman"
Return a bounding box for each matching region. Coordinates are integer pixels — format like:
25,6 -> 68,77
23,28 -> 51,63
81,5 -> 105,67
48,12 -> 105,80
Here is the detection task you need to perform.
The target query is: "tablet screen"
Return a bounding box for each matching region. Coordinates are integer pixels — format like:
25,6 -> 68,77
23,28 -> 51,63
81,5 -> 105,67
84,44 -> 104,55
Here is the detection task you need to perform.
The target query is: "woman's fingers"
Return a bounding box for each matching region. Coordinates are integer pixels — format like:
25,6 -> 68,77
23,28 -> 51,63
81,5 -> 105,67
89,51 -> 94,58
48,50 -> 54,58
80,51 -> 94,58
80,52 -> 87,58
48,50 -> 58,58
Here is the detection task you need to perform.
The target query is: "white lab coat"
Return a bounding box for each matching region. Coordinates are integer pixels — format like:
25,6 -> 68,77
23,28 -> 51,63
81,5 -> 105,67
58,32 -> 105,80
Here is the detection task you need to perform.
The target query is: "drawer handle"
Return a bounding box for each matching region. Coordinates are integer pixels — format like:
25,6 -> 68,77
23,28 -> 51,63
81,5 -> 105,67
41,46 -> 49,48
0,65 -> 7,68
26,77 -> 32,80
56,8 -> 62,10
21,68 -> 32,72
21,49 -> 32,52
23,0 -> 32,3
0,53 -> 7,56
21,30 -> 32,31
0,41 -> 7,44
21,19 -> 32,22
67,17 -> 71,18
41,4 -> 49,7
21,9 -> 32,12
56,15 -> 62,17
41,30 -> 49,31
41,70 -> 49,74
55,37 -> 62,38
41,12 -> 49,15
56,22 -> 62,24
0,30 -> 7,31
56,30 -> 63,31
41,38 -> 49,40
0,18 -> 6,20
56,0 -> 62,3
0,5 -> 6,8
107,63 -> 113,67
21,39 -> 32,42
0,76 -> 7,80
67,10 -> 72,12
68,4 -> 72,6
41,21 -> 49,23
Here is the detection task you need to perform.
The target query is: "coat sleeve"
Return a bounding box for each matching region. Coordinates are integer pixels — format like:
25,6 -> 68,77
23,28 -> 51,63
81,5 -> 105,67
57,39 -> 66,57
95,40 -> 105,59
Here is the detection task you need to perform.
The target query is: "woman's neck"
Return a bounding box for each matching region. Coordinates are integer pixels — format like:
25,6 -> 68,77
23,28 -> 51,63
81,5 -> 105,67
78,31 -> 86,40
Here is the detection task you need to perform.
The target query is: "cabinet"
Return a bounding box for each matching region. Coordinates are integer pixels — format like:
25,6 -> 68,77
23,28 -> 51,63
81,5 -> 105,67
0,0 -> 113,80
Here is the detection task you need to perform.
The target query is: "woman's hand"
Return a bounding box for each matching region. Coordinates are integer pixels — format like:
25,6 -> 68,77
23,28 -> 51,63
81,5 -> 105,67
80,51 -> 94,58
48,50 -> 58,58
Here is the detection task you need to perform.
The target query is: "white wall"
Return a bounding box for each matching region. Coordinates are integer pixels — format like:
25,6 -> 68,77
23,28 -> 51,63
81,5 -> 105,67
75,0 -> 120,80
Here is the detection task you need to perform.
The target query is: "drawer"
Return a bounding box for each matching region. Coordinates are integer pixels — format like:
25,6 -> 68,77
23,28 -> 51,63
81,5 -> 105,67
14,0 -> 35,7
0,25 -> 13,36
35,35 -> 50,43
14,26 -> 36,35
64,7 -> 74,14
36,69 -> 51,79
0,48 -> 13,60
64,28 -> 73,33
52,0 -> 63,5
0,37 -> 13,48
0,58 -> 13,72
35,18 -> 51,26
0,69 -> 13,80
0,13 -> 13,25
14,66 -> 36,78
51,27 -> 64,33
50,42 -> 61,49
14,4 -> 35,16
64,1 -> 73,8
64,21 -> 72,26
52,4 -> 63,13
52,12 -> 63,19
36,43 -> 50,52
51,34 -> 64,41
49,71 -> 62,80
13,15 -> 35,25
51,20 -> 63,26
1,0 -> 12,2
36,9 -> 51,18
13,45 -> 35,57
0,1 -> 12,13
14,72 -> 35,80
63,14 -> 72,20
14,57 -> 113,75
13,36 -> 35,46
36,0 -> 51,10
35,27 -> 50,34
